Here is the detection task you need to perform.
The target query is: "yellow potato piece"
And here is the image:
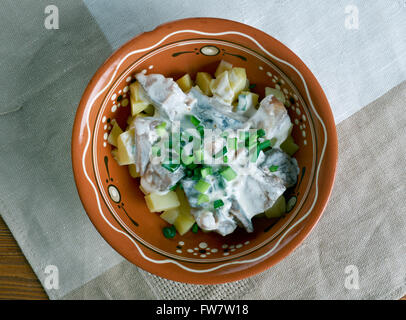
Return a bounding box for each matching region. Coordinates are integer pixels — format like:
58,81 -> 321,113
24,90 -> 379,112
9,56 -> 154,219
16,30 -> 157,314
107,121 -> 123,147
265,195 -> 286,218
173,188 -> 195,235
128,164 -> 140,178
143,104 -> 155,116
160,208 -> 180,225
240,91 -> 259,107
144,191 -> 180,212
116,129 -> 136,165
214,60 -> 233,78
195,72 -> 213,96
129,82 -> 150,116
228,67 -> 247,101
265,87 -> 286,104
174,211 -> 195,236
176,74 -> 193,93
210,71 -> 234,104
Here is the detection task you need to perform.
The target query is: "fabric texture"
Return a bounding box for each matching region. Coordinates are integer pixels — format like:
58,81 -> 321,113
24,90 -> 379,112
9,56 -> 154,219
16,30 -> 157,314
0,0 -> 405,300
64,82 -> 406,300
0,0 -> 124,300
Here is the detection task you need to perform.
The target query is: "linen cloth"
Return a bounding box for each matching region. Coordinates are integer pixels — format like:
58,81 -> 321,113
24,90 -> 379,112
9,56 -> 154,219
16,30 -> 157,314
64,81 -> 406,300
0,0 -> 405,300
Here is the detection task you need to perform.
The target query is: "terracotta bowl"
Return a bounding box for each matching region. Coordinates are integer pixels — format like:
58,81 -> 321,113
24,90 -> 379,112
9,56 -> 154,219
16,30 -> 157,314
71,18 -> 338,284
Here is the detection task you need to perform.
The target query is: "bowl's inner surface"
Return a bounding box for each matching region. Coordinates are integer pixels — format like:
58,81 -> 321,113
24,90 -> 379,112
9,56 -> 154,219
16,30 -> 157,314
92,39 -> 315,263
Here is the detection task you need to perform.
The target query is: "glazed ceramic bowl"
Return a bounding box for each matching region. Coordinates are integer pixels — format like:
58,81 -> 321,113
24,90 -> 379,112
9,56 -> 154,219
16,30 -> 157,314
71,18 -> 338,284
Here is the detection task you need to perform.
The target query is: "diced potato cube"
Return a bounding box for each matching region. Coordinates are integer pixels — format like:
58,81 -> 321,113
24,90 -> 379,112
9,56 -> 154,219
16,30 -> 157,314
235,91 -> 259,113
174,210 -> 195,236
145,191 -> 180,212
143,104 -> 155,116
265,87 -> 286,104
160,208 -> 180,224
280,135 -> 299,156
116,129 -> 136,165
195,72 -> 213,96
111,148 -> 118,161
214,60 -> 233,78
265,195 -> 286,218
128,164 -> 140,178
176,74 -> 193,93
228,67 -> 247,100
210,71 -> 234,104
129,82 -> 150,115
107,121 -> 123,147
173,188 -> 195,235
175,188 -> 192,215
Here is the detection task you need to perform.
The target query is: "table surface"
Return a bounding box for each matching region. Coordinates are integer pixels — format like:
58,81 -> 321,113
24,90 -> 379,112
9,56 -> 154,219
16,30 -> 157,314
0,215 -> 404,300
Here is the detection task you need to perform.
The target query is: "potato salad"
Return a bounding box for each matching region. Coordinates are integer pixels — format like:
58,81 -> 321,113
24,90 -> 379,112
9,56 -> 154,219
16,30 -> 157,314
108,60 -> 300,237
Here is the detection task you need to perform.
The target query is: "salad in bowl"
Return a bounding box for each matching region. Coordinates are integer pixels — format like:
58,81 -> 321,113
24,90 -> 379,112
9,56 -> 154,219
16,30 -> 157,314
108,60 -> 300,238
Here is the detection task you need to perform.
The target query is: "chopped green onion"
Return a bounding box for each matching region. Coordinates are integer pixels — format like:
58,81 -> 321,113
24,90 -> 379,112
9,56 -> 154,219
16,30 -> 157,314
186,163 -> 198,170
258,140 -> 272,151
196,125 -> 204,137
194,180 -> 210,193
151,145 -> 161,157
201,167 -> 212,178
162,225 -> 176,239
193,167 -> 201,179
197,193 -> 209,205
185,168 -> 194,177
269,165 -> 279,172
249,83 -> 256,90
156,121 -> 166,129
257,128 -> 266,138
190,115 -> 201,127
222,146 -> 228,155
192,223 -> 199,233
162,163 -> 180,172
220,166 -> 237,181
213,199 -> 224,209
223,156 -> 228,163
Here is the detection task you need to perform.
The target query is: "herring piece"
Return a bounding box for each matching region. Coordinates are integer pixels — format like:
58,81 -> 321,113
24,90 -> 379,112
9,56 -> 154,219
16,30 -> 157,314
234,167 -> 286,220
248,95 -> 292,148
192,208 -> 237,236
229,198 -> 254,232
188,87 -> 247,130
133,116 -> 162,175
135,73 -> 194,121
260,149 -> 300,188
141,162 -> 185,195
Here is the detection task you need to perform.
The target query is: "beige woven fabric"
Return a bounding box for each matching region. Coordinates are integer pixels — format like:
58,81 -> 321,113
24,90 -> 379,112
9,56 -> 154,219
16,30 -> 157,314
64,82 -> 406,300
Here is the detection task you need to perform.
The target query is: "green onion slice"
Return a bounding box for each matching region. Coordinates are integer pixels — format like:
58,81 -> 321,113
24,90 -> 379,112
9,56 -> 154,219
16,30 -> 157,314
194,180 -> 210,193
220,166 -> 237,181
200,167 -> 212,178
190,115 -> 201,127
197,193 -> 210,205
269,165 -> 279,172
213,199 -> 224,209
